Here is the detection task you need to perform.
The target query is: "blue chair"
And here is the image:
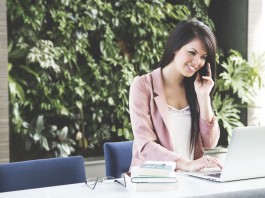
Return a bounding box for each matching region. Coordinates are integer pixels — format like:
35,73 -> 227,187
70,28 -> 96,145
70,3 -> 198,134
103,141 -> 133,178
0,156 -> 86,192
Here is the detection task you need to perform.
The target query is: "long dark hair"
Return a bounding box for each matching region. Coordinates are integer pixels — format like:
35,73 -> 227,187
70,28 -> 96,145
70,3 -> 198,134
157,19 -> 217,154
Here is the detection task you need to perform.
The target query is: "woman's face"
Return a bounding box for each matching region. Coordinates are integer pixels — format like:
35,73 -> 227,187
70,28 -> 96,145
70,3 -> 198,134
171,38 -> 207,77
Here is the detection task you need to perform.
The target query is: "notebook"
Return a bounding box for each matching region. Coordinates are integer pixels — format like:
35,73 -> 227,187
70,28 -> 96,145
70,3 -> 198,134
188,126 -> 265,182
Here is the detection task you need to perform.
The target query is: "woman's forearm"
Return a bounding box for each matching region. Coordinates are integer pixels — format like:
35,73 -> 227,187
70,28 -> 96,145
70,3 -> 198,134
197,95 -> 214,123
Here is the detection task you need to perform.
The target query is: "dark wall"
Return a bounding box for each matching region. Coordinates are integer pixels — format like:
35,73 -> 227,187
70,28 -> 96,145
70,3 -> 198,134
209,0 -> 248,146
209,0 -> 248,58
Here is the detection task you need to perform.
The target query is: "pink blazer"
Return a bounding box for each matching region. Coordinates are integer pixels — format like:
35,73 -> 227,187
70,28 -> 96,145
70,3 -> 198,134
129,67 -> 220,168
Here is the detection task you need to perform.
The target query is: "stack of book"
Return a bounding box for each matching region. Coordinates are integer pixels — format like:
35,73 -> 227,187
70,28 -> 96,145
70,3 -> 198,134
125,161 -> 179,192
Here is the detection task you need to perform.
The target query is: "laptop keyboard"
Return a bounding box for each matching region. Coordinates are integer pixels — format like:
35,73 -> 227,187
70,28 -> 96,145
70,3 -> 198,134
207,173 -> 221,178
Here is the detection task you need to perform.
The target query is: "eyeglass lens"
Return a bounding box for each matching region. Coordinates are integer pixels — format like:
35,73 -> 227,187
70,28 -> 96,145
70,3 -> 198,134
86,177 -> 98,190
86,175 -> 126,189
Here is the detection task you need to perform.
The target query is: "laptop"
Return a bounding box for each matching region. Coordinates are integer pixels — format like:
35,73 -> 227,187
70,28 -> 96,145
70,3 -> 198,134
188,126 -> 265,182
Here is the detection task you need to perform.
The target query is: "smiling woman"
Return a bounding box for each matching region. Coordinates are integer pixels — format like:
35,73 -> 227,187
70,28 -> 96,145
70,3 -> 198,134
129,19 -> 222,172
171,38 -> 208,77
0,0 -> 9,163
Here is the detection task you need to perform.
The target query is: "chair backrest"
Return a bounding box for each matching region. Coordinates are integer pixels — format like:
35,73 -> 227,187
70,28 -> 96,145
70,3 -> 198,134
0,155 -> 86,192
103,141 -> 133,178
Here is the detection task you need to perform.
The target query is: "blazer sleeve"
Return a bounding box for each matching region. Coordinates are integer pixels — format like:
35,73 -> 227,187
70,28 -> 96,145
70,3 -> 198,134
199,116 -> 220,149
129,76 -> 180,163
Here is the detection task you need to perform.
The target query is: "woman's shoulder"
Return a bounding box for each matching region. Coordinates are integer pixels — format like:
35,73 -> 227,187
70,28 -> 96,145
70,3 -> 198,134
130,67 -> 161,94
132,67 -> 161,83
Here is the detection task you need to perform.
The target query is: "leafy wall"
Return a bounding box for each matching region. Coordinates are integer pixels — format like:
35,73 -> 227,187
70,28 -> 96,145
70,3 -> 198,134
8,0 -> 264,160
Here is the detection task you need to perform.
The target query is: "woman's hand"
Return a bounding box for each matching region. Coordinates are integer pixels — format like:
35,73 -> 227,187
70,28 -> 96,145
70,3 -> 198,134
194,63 -> 214,96
186,155 -> 223,172
175,155 -> 223,172
194,63 -> 215,122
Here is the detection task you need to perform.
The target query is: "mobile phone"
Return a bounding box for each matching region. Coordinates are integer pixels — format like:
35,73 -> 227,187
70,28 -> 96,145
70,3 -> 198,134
198,61 -> 208,78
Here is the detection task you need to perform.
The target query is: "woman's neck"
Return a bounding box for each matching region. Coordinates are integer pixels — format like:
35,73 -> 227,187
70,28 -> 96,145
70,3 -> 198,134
162,64 -> 184,88
162,64 -> 188,110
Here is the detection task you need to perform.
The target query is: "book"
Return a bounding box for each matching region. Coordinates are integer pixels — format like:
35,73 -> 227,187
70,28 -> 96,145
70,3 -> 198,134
130,166 -> 177,183
124,172 -> 179,192
134,161 -> 176,177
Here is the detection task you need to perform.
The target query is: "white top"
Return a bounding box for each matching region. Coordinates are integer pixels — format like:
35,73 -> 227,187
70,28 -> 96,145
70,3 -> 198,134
167,105 -> 194,160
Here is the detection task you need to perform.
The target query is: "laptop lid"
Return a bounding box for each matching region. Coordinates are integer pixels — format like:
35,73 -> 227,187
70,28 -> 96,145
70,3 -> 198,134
188,126 -> 265,182
219,126 -> 265,182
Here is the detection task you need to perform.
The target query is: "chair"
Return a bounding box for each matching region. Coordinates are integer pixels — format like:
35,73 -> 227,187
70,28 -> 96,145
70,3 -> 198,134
103,141 -> 133,178
0,155 -> 86,193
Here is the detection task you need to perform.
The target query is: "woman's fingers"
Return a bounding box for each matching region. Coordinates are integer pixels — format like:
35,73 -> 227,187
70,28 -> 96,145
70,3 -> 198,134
188,156 -> 223,172
200,76 -> 214,85
204,156 -> 223,169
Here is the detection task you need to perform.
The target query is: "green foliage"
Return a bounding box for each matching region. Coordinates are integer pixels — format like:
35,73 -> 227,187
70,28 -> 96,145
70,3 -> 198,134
213,94 -> 243,141
8,0 -> 261,158
26,115 -> 76,157
219,50 -> 261,103
7,0 -> 192,158
213,50 -> 265,140
183,0 -> 215,30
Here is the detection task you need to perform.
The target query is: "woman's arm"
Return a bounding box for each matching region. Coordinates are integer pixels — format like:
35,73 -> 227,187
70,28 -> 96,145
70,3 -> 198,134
199,116 -> 220,148
194,63 -> 220,148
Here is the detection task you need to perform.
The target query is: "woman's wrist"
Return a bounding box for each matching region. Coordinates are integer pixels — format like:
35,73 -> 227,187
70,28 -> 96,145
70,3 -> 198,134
197,94 -> 211,105
175,157 -> 192,171
197,95 -> 214,122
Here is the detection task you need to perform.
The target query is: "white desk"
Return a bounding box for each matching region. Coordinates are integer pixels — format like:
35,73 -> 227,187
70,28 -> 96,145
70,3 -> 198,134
1,173 -> 265,198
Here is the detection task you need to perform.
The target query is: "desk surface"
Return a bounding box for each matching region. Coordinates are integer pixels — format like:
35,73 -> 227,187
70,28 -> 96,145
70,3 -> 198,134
1,172 -> 265,198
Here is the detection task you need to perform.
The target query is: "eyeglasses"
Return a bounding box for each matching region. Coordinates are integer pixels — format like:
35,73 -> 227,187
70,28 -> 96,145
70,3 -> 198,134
86,176 -> 126,190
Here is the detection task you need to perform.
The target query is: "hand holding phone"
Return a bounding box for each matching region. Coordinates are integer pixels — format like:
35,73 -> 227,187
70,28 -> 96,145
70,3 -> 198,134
194,63 -> 214,96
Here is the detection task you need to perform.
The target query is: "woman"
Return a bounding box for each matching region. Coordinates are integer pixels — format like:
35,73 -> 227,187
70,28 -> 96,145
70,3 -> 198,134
129,19 -> 223,172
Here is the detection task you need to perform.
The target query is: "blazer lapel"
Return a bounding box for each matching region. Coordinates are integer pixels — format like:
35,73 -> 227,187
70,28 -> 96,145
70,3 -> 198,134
151,68 -> 171,138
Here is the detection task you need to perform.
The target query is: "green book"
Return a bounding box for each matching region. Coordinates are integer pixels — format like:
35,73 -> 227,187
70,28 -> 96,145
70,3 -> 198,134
125,172 -> 179,191
132,161 -> 176,179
